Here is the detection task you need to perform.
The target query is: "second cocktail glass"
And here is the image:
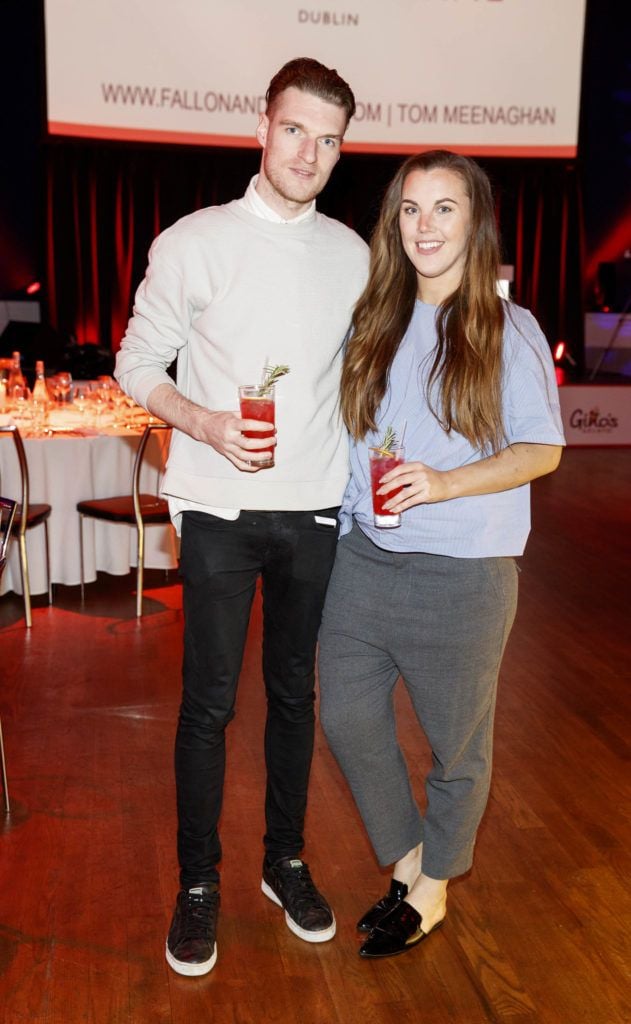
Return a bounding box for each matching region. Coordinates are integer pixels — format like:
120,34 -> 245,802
369,445 -> 405,527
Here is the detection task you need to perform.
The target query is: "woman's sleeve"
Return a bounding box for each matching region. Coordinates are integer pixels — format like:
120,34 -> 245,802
502,307 -> 566,447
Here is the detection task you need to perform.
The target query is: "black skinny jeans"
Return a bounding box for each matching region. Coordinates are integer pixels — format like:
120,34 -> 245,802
175,507 -> 340,888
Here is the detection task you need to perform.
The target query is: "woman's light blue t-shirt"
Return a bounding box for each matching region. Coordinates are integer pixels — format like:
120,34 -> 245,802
340,300 -> 566,557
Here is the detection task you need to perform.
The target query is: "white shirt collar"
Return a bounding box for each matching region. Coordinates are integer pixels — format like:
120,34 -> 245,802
239,175 -> 316,224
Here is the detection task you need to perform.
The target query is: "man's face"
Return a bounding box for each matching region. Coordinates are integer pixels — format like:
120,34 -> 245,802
255,86 -> 347,219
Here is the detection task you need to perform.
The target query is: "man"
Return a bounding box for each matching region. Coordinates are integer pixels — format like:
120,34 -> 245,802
115,58 -> 369,976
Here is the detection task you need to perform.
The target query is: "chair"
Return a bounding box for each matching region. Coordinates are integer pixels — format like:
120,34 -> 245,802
77,423 -> 171,617
0,496 -> 17,812
0,425 -> 53,628
0,495 -> 17,581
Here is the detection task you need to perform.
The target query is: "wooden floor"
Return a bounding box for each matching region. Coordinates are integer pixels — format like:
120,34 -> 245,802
0,447 -> 629,1024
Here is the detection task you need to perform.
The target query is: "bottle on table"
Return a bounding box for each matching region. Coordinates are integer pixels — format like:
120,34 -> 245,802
7,351 -> 26,398
0,361 -> 8,410
32,360 -> 51,405
0,358 -> 11,408
31,360 -> 51,435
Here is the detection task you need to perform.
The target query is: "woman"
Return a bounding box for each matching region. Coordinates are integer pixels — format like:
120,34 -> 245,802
318,150 -> 564,959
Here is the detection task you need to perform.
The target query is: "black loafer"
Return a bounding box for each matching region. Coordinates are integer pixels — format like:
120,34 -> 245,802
356,879 -> 408,932
359,900 -> 444,959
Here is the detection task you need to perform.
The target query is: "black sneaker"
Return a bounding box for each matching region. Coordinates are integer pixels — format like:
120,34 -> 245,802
261,857 -> 336,943
165,883 -> 220,976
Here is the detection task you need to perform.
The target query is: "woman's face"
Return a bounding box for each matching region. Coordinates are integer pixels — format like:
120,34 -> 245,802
398,167 -> 471,304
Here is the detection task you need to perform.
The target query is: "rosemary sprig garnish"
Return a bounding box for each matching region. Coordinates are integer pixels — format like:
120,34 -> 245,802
370,425 -> 398,456
259,364 -> 290,396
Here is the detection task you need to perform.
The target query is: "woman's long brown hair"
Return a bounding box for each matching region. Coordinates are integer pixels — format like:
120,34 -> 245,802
341,151 -> 506,453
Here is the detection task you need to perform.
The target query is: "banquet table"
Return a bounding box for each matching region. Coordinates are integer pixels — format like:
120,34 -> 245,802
0,416 -> 178,597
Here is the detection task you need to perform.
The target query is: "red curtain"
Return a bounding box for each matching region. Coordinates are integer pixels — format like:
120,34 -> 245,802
44,143 -> 585,366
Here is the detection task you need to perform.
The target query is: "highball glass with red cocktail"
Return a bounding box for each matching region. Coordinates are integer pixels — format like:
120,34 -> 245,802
369,445 -> 405,527
239,384 -> 276,466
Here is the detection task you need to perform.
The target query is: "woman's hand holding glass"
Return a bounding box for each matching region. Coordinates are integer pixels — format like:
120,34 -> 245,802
377,461 -> 450,512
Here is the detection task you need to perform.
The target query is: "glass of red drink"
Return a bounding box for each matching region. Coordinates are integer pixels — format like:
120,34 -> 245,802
238,384 -> 276,466
369,446 -> 405,527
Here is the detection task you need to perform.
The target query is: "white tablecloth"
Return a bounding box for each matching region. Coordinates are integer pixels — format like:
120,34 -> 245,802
0,428 -> 178,596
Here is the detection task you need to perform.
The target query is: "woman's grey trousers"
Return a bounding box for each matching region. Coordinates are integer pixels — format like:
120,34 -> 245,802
318,524 -> 518,879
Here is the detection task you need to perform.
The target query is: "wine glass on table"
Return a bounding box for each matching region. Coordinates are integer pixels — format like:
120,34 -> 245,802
54,372 -> 73,404
109,384 -> 128,427
73,384 -> 90,419
96,376 -> 114,408
123,393 -> 140,429
11,385 -> 33,432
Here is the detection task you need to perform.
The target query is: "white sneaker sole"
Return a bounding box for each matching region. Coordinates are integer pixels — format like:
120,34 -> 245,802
261,879 -> 337,943
165,942 -> 217,976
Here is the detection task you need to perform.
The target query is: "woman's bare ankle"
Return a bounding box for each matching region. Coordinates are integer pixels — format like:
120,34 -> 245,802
405,875 -> 448,932
392,843 -> 423,890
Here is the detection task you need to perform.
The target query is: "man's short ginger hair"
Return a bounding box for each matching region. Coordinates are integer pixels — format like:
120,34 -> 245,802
265,57 -> 356,127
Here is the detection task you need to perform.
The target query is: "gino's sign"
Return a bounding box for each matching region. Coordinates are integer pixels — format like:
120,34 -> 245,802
569,407 -> 619,434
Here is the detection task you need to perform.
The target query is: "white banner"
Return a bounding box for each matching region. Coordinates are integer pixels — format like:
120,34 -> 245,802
559,385 -> 631,447
44,0 -> 586,155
